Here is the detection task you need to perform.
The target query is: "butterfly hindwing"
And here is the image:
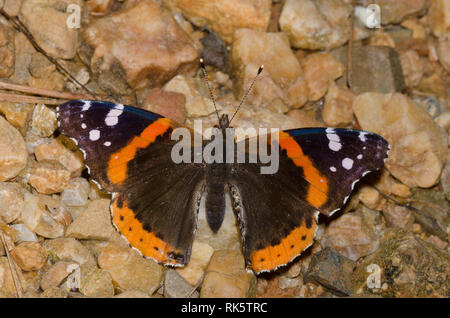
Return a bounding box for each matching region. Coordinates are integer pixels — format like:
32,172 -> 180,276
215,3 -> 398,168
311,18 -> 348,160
57,100 -> 206,266
230,128 -> 389,273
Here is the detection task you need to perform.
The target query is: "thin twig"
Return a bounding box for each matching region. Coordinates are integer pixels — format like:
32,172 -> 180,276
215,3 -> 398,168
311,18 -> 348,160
0,92 -> 67,105
0,81 -> 93,100
0,231 -> 23,298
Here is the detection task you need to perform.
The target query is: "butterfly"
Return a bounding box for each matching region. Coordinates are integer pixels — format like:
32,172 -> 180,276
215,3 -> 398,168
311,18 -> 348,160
57,99 -> 389,274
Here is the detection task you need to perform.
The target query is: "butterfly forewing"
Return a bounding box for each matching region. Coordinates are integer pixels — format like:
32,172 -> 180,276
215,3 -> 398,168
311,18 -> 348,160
57,100 -> 206,266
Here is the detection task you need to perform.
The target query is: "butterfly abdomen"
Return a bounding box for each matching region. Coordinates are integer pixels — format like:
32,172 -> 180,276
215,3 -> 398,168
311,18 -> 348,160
205,162 -> 229,233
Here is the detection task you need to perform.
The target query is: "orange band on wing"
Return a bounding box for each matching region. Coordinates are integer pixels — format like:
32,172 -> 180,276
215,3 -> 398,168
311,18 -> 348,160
107,118 -> 172,184
111,198 -> 182,265
249,217 -> 317,273
278,131 -> 328,208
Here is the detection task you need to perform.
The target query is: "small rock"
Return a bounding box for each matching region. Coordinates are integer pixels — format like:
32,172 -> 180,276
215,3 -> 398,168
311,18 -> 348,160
165,0 -> 271,43
80,268 -> 114,298
331,45 -> 405,94
0,102 -> 34,133
65,199 -> 115,240
322,82 -> 355,127
61,177 -> 90,207
321,208 -> 386,261
428,0 -> 450,37
353,93 -> 448,188
0,182 -> 24,224
141,88 -> 186,123
437,33 -> 450,73
2,0 -> 22,17
176,240 -> 214,286
417,73 -> 447,99
279,0 -> 352,50
286,76 -> 309,109
358,185 -> 386,211
82,0 -> 198,94
401,18 -> 426,39
286,109 -> 322,127
40,195 -> 73,228
369,31 -> 396,48
22,271 -> 41,294
277,276 -> 301,290
230,28 -> 302,107
9,32 -> 35,85
285,261 -> 302,278
29,73 -> 66,92
0,116 -> 28,181
353,228 -> 449,297
42,238 -> 97,274
164,74 -> 218,118
301,53 -> 345,101
164,269 -> 199,298
30,104 -> 58,137
98,242 -> 164,295
11,241 -> 47,271
435,112 -> 450,131
391,183 -> 412,198
304,247 -> 355,296
297,282 -> 326,298
425,235 -> 448,250
21,192 -> 65,239
199,29 -> 229,71
114,290 -> 150,298
400,50 -> 424,88
40,261 -> 79,291
0,24 -> 15,78
59,60 -> 90,94
28,52 -> 56,78
10,224 -> 38,243
25,132 -> 51,155
40,287 -> 68,298
414,95 -> 444,119
19,0 -> 82,59
34,139 -> 84,177
409,188 -> 449,241
29,160 -> 70,194
382,202 -> 415,232
200,250 -> 256,298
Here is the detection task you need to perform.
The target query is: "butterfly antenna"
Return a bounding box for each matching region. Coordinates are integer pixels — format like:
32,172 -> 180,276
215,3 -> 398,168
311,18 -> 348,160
200,58 -> 221,122
229,65 -> 264,125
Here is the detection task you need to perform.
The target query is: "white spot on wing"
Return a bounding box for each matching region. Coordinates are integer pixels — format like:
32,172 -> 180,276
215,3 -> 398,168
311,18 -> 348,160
330,166 -> 337,172
104,141 -> 111,146
81,123 -> 87,129
89,129 -> 100,141
357,154 -> 363,160
359,131 -> 368,142
81,101 -> 91,111
105,116 -> 119,126
326,129 -> 342,152
105,104 -> 124,126
342,158 -> 353,170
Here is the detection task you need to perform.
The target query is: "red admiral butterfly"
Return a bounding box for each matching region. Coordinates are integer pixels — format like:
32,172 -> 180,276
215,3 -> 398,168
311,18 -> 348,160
57,98 -> 389,274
